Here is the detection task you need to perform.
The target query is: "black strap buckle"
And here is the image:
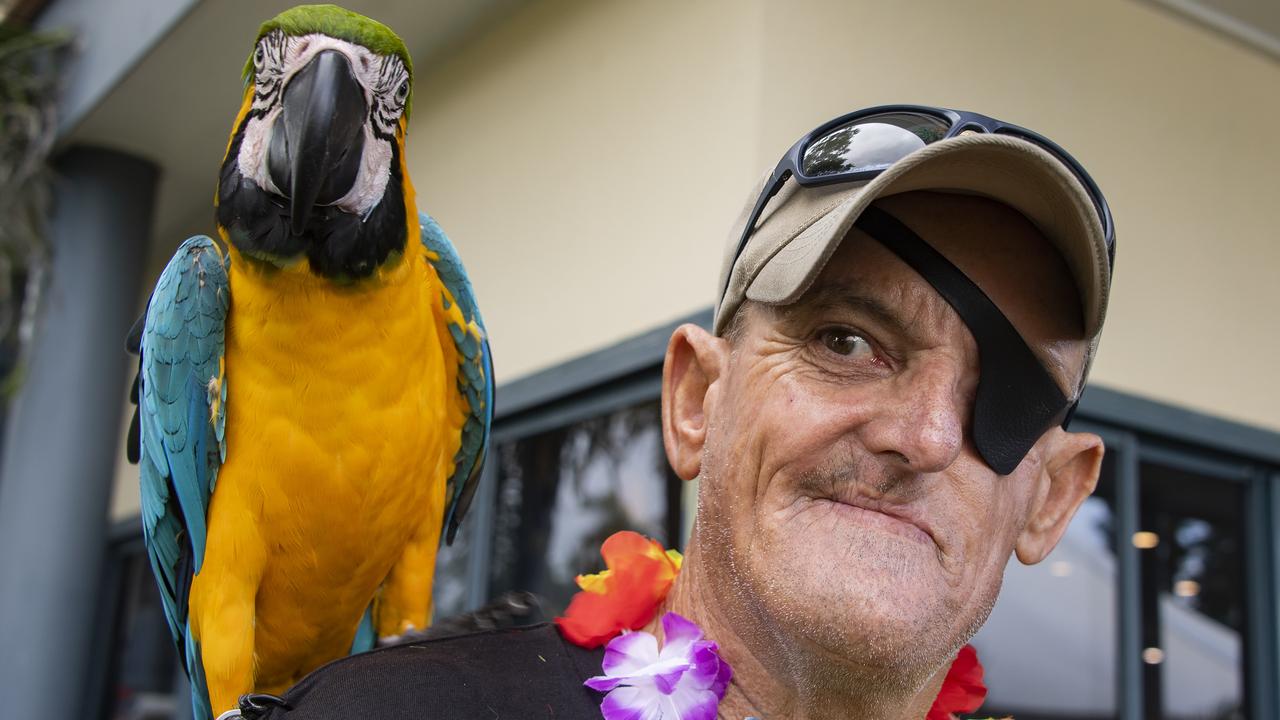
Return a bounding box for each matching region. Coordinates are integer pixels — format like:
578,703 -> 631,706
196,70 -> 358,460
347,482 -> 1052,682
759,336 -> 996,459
218,693 -> 291,719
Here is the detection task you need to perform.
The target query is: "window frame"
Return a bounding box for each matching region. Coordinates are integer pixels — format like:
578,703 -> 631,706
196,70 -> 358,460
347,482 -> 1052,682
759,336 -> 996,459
1143,0 -> 1280,60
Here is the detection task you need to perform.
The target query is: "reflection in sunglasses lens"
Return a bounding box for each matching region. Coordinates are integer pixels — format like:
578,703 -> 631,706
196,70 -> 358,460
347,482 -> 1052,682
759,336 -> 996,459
802,113 -> 950,178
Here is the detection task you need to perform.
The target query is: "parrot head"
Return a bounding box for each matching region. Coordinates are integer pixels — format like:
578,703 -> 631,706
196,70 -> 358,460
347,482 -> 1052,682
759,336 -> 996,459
216,4 -> 416,280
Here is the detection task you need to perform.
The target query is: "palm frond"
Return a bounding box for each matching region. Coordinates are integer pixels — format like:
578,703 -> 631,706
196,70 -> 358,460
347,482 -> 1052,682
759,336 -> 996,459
0,22 -> 70,388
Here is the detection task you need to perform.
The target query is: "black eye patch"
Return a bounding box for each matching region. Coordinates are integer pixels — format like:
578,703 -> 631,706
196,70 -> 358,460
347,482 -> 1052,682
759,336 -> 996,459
853,205 -> 1074,475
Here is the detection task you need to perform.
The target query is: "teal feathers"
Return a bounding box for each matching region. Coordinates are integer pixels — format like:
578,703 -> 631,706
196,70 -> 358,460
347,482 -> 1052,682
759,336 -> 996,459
137,236 -> 229,720
420,212 -> 493,545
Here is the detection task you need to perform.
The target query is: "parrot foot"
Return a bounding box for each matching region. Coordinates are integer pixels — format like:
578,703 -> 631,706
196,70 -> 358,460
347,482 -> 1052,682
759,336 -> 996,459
378,592 -> 542,648
376,625 -> 418,647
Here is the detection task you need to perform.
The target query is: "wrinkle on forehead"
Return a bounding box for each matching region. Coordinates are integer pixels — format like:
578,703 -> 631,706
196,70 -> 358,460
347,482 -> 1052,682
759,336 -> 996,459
783,191 -> 1088,392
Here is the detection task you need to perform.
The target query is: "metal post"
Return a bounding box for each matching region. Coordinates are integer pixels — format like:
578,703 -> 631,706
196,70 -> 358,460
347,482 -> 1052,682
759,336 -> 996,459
0,146 -> 155,719
465,459 -> 499,611
1249,470 -> 1279,720
1114,431 -> 1144,720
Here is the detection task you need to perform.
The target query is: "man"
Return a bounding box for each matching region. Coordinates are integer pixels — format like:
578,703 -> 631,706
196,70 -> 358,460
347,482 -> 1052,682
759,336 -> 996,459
241,106 -> 1113,720
655,106 -> 1111,719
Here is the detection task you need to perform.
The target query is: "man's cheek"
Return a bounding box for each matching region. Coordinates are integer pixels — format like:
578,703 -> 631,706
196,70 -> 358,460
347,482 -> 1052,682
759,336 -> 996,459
951,501 -> 1027,594
931,490 -> 1009,579
757,387 -> 849,472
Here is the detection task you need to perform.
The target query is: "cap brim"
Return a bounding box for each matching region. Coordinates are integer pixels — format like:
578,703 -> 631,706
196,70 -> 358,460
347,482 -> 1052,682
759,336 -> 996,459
739,133 -> 1110,338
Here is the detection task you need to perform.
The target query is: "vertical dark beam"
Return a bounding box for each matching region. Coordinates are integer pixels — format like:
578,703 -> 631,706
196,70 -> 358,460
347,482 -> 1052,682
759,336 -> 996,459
172,665 -> 195,720
465,459 -> 499,610
82,541 -> 125,719
0,146 -> 155,720
1248,470 -> 1279,720
1274,472 -> 1280,719
1114,430 -> 1144,720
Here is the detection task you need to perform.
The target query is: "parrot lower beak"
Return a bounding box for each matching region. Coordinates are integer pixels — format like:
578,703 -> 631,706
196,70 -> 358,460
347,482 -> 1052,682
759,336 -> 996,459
267,49 -> 368,237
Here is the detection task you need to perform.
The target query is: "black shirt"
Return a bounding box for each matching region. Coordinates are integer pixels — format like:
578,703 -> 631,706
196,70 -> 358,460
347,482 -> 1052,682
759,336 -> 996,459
253,623 -> 607,720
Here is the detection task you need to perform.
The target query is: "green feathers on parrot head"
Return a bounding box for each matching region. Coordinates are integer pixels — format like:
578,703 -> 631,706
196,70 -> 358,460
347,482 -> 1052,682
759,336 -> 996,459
244,5 -> 413,116
216,4 -> 416,281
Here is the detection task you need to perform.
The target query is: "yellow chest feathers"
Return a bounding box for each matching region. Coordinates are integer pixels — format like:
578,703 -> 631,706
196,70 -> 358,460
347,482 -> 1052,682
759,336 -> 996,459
217,244 -> 465,529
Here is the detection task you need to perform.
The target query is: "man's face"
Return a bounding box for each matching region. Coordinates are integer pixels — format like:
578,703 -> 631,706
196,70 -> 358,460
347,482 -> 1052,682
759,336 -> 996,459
693,191 -> 1092,676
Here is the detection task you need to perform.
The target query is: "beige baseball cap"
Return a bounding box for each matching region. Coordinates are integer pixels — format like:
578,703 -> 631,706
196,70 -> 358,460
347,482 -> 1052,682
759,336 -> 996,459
712,133 -> 1113,340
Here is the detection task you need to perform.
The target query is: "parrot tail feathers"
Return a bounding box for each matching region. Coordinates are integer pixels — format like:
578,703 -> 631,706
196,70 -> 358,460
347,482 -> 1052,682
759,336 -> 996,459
349,604 -> 377,655
125,308 -> 145,464
185,625 -> 214,720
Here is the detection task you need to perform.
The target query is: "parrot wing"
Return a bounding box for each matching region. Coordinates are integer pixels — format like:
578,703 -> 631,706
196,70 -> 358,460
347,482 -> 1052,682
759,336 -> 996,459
134,236 -> 229,712
419,213 -> 493,545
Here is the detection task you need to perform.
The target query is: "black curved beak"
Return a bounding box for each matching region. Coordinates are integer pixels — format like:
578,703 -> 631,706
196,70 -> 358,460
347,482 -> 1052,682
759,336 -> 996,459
267,50 -> 368,236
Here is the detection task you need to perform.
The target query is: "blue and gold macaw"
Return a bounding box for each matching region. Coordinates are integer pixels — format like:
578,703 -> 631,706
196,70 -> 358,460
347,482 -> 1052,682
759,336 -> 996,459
128,6 -> 491,718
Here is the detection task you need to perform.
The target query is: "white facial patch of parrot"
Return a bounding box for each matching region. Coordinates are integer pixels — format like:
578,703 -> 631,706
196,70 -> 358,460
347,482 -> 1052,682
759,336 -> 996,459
339,124 -> 394,219
239,31 -> 411,218
238,108 -> 285,196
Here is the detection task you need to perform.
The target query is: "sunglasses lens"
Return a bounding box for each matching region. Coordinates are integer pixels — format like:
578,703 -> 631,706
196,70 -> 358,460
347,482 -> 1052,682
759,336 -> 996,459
801,112 -> 951,178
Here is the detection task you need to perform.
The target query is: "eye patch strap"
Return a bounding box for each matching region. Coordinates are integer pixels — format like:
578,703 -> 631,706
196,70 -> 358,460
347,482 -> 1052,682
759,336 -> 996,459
854,205 -> 1071,475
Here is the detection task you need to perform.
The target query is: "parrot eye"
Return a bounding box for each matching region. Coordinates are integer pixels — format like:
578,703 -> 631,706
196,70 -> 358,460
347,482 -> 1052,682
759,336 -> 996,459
396,79 -> 409,101
253,44 -> 265,69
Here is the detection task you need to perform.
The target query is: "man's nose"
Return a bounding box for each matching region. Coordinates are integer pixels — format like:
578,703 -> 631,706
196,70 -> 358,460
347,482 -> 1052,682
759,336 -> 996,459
860,360 -> 965,474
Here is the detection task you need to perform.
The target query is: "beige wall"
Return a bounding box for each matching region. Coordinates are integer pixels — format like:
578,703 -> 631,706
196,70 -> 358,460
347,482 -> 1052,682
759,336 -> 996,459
405,0 -> 764,383
409,0 -> 1280,432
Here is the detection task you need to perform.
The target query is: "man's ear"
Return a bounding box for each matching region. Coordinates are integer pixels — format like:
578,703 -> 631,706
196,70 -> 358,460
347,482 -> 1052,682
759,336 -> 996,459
1015,430 -> 1105,565
661,323 -> 728,481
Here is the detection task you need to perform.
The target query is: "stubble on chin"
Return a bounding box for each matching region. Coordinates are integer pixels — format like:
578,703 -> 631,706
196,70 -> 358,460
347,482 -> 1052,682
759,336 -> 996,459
703,447 -> 1000,687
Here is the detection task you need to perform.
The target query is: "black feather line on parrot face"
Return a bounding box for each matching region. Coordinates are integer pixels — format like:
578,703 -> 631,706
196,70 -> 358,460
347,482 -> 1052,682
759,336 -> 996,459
215,117 -> 408,281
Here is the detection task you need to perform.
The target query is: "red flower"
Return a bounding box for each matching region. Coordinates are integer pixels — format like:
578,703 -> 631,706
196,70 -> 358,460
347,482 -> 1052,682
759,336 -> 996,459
927,644 -> 988,720
555,532 -> 682,648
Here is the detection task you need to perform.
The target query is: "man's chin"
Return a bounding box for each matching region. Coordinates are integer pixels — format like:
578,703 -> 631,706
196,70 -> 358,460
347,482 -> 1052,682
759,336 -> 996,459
766,571 -> 952,673
753,505 -> 957,667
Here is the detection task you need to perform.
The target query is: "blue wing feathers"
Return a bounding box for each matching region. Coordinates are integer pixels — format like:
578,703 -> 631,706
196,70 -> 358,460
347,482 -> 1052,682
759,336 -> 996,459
138,235 -> 227,720
418,213 -> 493,544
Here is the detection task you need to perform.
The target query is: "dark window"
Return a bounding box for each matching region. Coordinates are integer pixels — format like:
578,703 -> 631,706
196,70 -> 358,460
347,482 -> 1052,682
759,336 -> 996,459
1139,461 -> 1247,720
432,512 -> 474,619
972,434 -> 1267,720
973,453 -> 1119,720
99,547 -> 180,720
486,400 -> 681,620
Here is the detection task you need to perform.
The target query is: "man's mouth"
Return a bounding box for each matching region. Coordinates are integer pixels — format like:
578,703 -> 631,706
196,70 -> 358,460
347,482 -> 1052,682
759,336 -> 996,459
815,493 -> 936,547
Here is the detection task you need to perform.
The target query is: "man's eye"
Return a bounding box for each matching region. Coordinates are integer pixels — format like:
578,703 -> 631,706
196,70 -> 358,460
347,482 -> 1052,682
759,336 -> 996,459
820,328 -> 874,358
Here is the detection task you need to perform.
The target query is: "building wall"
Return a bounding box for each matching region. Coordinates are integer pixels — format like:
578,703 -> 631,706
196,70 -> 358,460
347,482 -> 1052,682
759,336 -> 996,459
407,0 -> 1280,431
403,0 -> 763,384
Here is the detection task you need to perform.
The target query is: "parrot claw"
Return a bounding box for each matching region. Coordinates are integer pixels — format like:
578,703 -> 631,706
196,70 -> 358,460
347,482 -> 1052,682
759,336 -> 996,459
377,625 -> 416,647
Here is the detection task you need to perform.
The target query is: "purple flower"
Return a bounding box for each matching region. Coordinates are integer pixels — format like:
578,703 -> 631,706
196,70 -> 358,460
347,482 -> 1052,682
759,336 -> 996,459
585,612 -> 732,720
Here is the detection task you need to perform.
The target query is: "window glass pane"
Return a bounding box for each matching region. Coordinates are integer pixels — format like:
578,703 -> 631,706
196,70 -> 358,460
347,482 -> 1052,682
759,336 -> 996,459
970,452 -> 1118,719
103,549 -> 180,720
432,519 -> 473,619
1139,461 -> 1246,720
487,400 -> 677,619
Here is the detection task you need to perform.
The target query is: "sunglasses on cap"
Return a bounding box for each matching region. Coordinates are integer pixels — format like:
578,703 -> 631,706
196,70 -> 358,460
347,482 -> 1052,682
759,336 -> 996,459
727,105 -> 1116,475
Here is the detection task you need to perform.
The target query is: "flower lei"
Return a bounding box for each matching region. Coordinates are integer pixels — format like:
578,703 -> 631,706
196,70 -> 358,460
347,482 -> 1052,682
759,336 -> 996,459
556,531 -> 991,720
